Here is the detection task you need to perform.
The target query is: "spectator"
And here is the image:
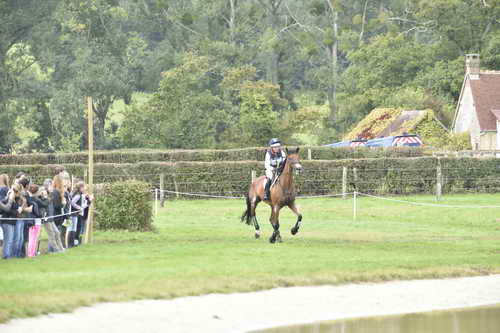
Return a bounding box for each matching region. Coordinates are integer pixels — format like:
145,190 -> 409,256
0,174 -> 10,248
43,179 -> 64,253
0,175 -> 16,259
52,173 -> 66,247
2,184 -> 26,258
13,177 -> 33,258
26,184 -> 42,257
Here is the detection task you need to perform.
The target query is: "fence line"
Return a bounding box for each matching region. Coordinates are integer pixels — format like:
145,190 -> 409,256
357,192 -> 500,209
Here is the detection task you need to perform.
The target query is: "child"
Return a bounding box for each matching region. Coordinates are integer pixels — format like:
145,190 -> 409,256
73,182 -> 93,246
26,185 -> 43,257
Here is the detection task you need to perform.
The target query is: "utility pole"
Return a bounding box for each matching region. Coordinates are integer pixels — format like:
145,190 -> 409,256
85,97 -> 95,244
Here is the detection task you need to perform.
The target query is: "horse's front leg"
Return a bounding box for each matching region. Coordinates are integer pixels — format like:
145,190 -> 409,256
269,206 -> 282,243
289,202 -> 303,236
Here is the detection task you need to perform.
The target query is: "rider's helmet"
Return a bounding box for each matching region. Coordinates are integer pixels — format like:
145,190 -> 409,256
269,138 -> 281,148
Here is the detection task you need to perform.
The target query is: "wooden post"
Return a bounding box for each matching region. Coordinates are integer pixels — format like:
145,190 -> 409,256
83,168 -> 88,184
160,173 -> 165,207
173,175 -> 179,198
342,166 -> 348,199
436,158 -> 442,201
307,148 -> 312,161
251,170 -> 256,182
353,167 -> 358,190
85,97 -> 94,244
353,191 -> 357,221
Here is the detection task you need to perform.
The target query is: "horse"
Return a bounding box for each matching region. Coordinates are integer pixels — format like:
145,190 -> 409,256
241,147 -> 303,243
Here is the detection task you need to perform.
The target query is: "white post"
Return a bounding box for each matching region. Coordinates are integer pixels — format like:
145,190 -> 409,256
154,188 -> 159,217
251,170 -> 256,182
353,191 -> 357,222
308,148 -> 312,160
342,166 -> 348,199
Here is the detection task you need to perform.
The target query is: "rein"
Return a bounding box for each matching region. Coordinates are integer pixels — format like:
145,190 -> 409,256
271,157 -> 289,187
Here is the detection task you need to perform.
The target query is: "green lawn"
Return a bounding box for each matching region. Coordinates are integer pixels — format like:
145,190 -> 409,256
1,193 -> 499,323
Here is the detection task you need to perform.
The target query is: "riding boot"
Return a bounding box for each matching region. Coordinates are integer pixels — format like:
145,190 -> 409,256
263,179 -> 271,200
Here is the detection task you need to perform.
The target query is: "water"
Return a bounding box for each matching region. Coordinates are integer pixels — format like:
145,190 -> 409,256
252,304 -> 500,333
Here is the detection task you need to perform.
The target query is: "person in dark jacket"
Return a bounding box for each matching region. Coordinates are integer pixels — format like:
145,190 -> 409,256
0,174 -> 11,249
2,184 -> 26,259
0,175 -> 16,259
52,174 -> 67,247
13,177 -> 32,258
26,184 -> 42,257
43,179 -> 64,253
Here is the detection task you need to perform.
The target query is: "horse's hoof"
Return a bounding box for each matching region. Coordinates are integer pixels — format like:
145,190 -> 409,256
269,236 -> 275,243
276,236 -> 282,243
291,227 -> 299,235
255,232 -> 260,239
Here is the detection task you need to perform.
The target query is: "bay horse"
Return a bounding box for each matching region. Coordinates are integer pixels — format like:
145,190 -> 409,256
241,147 -> 303,243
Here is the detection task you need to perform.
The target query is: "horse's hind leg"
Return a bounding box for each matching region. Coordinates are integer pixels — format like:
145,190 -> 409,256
253,216 -> 261,239
252,198 -> 261,239
289,202 -> 303,236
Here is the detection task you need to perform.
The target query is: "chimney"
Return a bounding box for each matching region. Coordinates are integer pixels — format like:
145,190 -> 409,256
466,54 -> 480,80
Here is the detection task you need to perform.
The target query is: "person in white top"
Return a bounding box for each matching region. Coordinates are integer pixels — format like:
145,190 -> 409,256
263,138 -> 286,201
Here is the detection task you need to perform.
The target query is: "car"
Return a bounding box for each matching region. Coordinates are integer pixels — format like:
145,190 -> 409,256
325,138 -> 368,148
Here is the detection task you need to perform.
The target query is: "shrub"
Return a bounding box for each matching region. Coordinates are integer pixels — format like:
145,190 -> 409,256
446,132 -> 472,151
95,180 -> 153,231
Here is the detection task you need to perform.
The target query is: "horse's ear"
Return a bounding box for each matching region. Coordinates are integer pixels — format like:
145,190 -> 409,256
285,147 -> 289,154
296,147 -> 300,153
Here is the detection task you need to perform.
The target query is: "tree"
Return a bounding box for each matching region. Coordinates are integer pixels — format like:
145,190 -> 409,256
0,0 -> 57,152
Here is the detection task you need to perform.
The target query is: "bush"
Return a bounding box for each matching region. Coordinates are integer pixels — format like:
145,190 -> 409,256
446,132 -> 472,151
95,180 -> 153,231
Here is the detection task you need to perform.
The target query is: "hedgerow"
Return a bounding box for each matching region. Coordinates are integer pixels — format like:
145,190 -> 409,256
0,157 -> 497,196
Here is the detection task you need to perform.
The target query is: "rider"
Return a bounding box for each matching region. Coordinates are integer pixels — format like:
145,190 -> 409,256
263,138 -> 286,201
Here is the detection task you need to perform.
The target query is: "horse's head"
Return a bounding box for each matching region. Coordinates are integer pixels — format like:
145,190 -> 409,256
285,147 -> 302,173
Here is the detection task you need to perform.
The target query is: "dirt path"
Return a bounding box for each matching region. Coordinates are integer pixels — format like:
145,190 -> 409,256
2,275 -> 500,333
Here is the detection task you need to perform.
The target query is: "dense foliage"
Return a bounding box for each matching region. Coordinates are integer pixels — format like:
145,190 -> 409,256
2,0 -> 500,153
0,146 -> 425,165
95,180 -> 153,231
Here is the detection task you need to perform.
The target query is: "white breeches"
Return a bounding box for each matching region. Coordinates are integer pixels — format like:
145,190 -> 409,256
265,169 -> 275,180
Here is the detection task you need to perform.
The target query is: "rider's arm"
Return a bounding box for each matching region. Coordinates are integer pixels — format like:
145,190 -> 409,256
265,151 -> 272,170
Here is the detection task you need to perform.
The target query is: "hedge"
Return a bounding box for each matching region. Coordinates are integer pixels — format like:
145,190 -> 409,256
0,157 -> 498,196
95,180 -> 153,231
0,146 -> 425,165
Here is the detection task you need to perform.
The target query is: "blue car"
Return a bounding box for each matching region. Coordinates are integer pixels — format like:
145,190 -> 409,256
325,139 -> 368,148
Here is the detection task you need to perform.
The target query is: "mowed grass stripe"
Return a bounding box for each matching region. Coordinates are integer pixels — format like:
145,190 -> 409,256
0,193 -> 499,322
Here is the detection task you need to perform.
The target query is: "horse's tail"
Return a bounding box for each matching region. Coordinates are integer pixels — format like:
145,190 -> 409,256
241,193 -> 252,225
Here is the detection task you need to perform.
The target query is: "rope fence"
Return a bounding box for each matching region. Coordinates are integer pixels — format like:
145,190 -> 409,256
0,208 -> 86,221
151,189 -> 500,221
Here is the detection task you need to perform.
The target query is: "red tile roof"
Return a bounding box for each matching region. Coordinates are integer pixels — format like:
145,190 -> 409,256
469,73 -> 500,131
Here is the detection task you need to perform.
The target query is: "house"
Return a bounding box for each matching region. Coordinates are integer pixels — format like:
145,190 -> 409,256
453,54 -> 500,150
345,108 -> 448,146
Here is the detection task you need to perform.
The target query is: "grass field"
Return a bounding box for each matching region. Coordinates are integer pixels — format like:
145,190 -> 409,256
1,193 -> 499,323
